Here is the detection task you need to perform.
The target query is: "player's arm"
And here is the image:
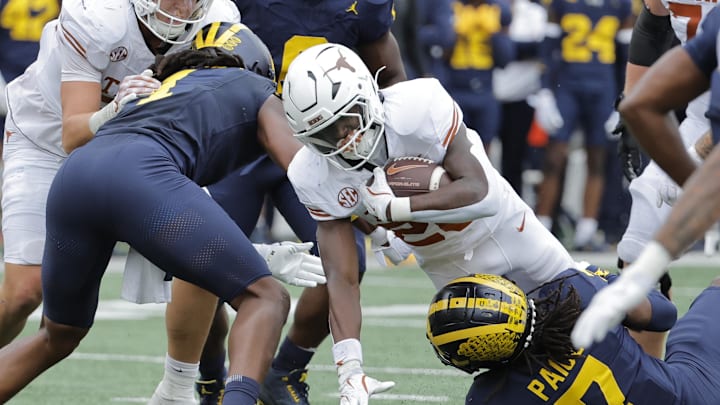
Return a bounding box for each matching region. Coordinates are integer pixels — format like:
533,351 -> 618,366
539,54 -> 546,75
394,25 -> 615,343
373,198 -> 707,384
608,275 -> 677,331
362,124 -> 498,224
623,0 -> 674,93
408,124 -> 492,217
357,31 -> 407,88
59,20 -> 159,153
257,94 -> 303,171
619,46 -> 707,186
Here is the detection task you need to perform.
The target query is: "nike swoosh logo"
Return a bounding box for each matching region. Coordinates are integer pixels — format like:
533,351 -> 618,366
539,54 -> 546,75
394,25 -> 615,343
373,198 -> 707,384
516,212 -> 526,232
386,164 -> 431,176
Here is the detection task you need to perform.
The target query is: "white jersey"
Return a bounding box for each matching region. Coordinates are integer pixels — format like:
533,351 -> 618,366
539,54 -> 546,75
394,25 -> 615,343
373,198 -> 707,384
663,0 -> 715,142
5,0 -> 240,157
288,78 -> 575,291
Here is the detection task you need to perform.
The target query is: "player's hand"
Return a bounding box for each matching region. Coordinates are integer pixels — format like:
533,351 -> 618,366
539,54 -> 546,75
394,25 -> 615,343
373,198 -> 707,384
338,361 -> 395,405
604,111 -> 620,138
656,179 -> 681,208
254,241 -> 326,287
369,227 -> 413,267
360,168 -> 400,223
527,89 -> 564,135
571,261 -> 661,349
615,122 -> 644,182
114,69 -> 160,112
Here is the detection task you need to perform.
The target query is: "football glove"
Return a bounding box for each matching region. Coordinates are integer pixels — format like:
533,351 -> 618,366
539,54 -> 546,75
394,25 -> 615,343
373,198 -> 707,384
655,179 -> 681,208
368,226 -> 413,267
253,241 -> 326,287
527,89 -> 564,135
89,70 -> 161,133
338,360 -> 395,405
360,168 -> 411,223
571,241 -> 671,349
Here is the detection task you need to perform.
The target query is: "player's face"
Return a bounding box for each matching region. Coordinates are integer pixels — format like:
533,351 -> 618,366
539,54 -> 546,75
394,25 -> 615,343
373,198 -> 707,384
313,106 -> 364,154
155,0 -> 196,22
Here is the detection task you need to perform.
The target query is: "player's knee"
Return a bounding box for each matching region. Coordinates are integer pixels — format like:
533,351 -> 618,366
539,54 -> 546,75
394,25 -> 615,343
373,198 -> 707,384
239,276 -> 291,322
3,284 -> 43,318
44,319 -> 88,358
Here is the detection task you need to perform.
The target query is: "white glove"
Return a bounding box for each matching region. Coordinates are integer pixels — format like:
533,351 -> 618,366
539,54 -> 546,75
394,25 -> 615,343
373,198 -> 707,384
571,241 -> 671,349
704,222 -> 720,256
527,88 -> 564,135
253,241 -> 326,287
655,180 -> 681,208
368,226 -> 413,267
338,360 -> 395,405
359,168 -> 411,223
604,111 -> 620,139
89,69 -> 161,134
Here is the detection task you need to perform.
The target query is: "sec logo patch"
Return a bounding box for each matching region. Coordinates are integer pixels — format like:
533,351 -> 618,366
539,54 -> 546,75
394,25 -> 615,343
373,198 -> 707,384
338,187 -> 359,208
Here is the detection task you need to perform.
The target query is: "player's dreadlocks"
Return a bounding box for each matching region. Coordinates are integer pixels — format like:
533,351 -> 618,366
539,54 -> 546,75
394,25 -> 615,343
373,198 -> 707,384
482,275 -> 583,403
519,277 -> 583,370
150,47 -> 245,82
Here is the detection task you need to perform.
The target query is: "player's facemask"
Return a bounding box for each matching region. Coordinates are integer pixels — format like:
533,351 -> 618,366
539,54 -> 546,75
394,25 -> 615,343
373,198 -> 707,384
304,103 -> 386,170
133,0 -> 213,45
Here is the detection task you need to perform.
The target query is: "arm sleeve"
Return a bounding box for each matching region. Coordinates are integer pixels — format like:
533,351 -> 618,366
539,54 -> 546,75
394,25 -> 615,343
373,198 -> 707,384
605,274 -> 678,332
627,6 -> 677,67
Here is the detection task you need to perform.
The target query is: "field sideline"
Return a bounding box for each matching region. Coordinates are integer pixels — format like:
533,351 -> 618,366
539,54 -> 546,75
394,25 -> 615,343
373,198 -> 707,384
4,250 -> 720,404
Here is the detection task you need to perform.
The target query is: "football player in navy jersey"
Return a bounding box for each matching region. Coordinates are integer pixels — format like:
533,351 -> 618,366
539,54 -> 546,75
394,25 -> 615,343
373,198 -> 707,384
0,22 -> 326,405
429,269 -> 720,404
442,0 -> 515,151
532,0 -> 634,249
163,2 -> 409,404
573,7 -> 720,348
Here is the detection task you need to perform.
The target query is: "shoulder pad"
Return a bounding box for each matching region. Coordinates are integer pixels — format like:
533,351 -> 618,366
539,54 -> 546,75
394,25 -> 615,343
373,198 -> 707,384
60,0 -> 131,70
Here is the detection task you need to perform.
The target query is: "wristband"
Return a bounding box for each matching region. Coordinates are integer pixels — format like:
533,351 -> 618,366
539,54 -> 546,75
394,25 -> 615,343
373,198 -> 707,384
332,338 -> 363,365
88,101 -> 118,134
626,241 -> 673,289
389,197 -> 412,222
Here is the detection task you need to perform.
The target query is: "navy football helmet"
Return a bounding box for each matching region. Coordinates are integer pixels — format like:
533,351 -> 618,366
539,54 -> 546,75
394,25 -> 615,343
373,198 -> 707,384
193,21 -> 276,82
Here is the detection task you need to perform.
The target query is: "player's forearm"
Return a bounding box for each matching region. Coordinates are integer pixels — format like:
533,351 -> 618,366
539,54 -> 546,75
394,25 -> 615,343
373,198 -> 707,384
655,146 -> 720,256
62,112 -> 96,153
317,221 -> 363,341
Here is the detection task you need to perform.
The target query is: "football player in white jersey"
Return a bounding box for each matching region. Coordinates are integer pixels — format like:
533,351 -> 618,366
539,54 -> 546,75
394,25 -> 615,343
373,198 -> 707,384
281,43 -> 579,405
612,0 -> 715,357
0,0 -> 239,397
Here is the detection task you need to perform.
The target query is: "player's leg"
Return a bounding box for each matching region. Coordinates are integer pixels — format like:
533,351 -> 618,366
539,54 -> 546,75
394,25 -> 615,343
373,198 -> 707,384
174,163 -> 269,404
0,127 -> 62,347
574,89 -> 612,250
135,180 -> 290,405
535,87 -> 578,233
664,278 -> 720,403
0,150 -> 117,401
151,279 -> 219,404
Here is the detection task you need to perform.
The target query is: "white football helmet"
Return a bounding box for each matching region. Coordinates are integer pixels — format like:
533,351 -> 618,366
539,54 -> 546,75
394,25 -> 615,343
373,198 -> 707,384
132,0 -> 213,45
283,43 -> 386,171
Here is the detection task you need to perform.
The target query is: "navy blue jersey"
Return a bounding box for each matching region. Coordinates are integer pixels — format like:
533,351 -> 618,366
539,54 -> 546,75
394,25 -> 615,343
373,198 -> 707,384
98,67 -> 276,186
232,0 -> 394,92
467,269 -> 685,404
445,0 -> 513,91
686,7 -> 720,142
0,0 -> 59,81
548,0 -> 631,89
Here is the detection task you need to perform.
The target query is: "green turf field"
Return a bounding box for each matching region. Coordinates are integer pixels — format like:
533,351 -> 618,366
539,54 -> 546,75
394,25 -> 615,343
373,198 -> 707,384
5,256 -> 720,404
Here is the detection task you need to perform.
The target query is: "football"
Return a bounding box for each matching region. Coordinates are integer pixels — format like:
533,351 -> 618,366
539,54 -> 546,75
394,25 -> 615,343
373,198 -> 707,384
382,157 -> 450,197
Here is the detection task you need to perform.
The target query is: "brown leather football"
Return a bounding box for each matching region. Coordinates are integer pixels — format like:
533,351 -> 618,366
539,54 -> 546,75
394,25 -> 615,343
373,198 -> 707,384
383,157 -> 450,197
